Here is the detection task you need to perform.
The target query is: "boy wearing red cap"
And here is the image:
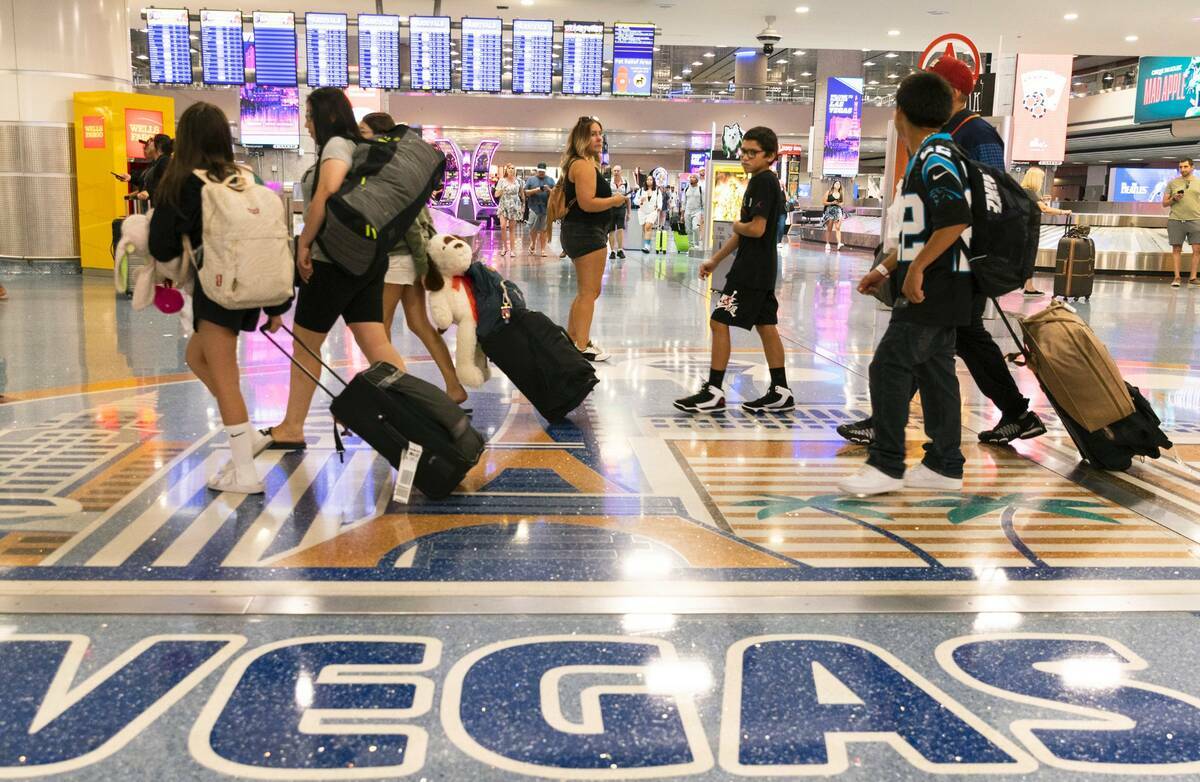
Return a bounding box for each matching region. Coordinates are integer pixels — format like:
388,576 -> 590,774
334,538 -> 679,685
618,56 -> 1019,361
926,56 -> 1006,170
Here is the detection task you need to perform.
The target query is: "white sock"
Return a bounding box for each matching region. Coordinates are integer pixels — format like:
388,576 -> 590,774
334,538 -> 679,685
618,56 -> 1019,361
226,423 -> 259,483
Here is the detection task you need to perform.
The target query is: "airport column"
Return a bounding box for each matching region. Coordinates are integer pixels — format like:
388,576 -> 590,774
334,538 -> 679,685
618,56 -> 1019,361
809,50 -> 863,179
0,0 -> 133,270
733,51 -> 768,101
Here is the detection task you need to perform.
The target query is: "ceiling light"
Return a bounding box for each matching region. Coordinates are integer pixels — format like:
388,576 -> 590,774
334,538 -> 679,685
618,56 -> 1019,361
793,50 -> 806,56
1130,157 -> 1143,161
800,71 -> 811,76
136,54 -> 149,60
786,77 -> 796,83
189,33 -> 198,40
888,73 -> 899,79
673,75 -> 682,80
795,5 -> 810,12
887,29 -> 900,36
553,43 -> 561,49
520,0 -> 534,5
1125,34 -> 1138,42
863,61 -> 875,67
869,79 -> 880,85
692,61 -> 702,66
682,67 -> 692,74
885,52 -> 898,58
1063,12 -> 1078,20
704,52 -> 715,58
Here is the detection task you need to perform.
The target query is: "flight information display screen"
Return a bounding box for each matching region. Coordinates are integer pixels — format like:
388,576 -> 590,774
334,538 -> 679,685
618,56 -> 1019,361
460,17 -> 502,93
357,13 -> 400,89
200,9 -> 244,85
252,11 -> 297,86
304,12 -> 347,87
147,8 -> 193,85
511,19 -> 553,95
562,21 -> 604,96
409,16 -> 451,91
612,23 -> 655,96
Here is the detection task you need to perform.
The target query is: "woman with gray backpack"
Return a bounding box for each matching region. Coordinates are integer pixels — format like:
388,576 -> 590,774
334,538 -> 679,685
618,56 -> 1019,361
149,102 -> 293,495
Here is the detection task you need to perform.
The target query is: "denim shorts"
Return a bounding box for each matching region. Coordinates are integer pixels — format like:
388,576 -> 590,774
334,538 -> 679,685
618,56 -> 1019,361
560,221 -> 609,259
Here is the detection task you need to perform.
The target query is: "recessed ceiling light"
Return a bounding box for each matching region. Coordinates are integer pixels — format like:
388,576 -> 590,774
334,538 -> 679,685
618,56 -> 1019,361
869,79 -> 880,85
887,29 -> 900,36
1130,157 -> 1143,161
888,73 -> 899,79
793,50 -> 806,56
800,71 -> 812,76
1125,34 -> 1138,42
692,61 -> 702,66
1063,12 -> 1078,20
136,54 -> 149,60
885,52 -> 899,58
520,0 -> 534,5
863,61 -> 875,67
795,5 -> 810,13
786,77 -> 796,83
682,67 -> 692,74
703,52 -> 715,58
673,75 -> 682,80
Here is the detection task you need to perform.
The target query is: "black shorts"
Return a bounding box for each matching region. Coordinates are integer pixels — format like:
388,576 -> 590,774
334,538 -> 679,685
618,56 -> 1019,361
710,288 -> 779,331
610,208 -> 627,231
560,221 -> 609,259
192,283 -> 288,333
294,257 -> 386,333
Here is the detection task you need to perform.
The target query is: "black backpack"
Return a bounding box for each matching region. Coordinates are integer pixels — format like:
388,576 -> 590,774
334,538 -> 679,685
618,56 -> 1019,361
950,144 -> 1041,297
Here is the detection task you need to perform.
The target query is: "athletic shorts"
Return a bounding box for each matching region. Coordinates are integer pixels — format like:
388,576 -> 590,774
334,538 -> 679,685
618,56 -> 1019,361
710,287 -> 779,331
560,221 -> 609,259
294,257 -> 386,333
1168,219 -> 1200,247
610,208 -> 627,231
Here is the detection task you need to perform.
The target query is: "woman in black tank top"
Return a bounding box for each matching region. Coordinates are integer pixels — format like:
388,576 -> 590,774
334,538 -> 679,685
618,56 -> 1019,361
558,117 -> 627,362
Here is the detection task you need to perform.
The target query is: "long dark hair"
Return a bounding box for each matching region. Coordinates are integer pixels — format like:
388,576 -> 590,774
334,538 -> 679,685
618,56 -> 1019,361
307,87 -> 363,148
156,102 -> 238,209
643,176 -> 657,191
360,111 -> 394,136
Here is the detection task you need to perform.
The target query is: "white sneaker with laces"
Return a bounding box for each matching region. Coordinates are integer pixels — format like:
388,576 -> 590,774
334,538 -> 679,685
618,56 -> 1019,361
207,464 -> 265,495
903,464 -> 963,492
838,465 -> 904,496
580,342 -> 611,362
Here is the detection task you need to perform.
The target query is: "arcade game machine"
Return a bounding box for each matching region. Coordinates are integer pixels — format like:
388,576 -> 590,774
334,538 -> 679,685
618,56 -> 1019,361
704,133 -> 752,286
468,140 -> 501,223
429,138 -> 463,216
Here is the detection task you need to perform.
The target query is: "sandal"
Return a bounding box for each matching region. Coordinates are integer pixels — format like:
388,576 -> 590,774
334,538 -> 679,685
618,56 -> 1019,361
259,426 -> 306,451
1172,279 -> 1182,288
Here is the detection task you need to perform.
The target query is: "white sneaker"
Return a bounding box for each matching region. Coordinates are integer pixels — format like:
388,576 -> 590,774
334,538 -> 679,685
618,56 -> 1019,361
838,465 -> 904,496
837,242 -> 845,250
903,464 -> 963,492
207,465 -> 265,495
580,341 -> 611,362
825,243 -> 831,252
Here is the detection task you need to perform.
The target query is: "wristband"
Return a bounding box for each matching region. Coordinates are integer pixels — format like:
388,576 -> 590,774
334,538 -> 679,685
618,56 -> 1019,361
873,263 -> 890,278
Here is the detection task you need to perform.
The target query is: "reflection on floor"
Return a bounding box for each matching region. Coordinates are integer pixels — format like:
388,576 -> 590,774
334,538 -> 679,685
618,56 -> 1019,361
1,239 -> 1199,778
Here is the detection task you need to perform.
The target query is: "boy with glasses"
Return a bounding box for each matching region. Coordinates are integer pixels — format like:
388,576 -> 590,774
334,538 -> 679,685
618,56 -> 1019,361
674,126 -> 793,414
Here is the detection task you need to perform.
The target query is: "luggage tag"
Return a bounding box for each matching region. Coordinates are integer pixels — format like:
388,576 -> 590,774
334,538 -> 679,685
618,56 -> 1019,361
392,442 -> 423,504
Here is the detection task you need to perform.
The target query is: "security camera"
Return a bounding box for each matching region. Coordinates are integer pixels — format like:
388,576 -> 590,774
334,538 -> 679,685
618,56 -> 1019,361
757,15 -> 781,54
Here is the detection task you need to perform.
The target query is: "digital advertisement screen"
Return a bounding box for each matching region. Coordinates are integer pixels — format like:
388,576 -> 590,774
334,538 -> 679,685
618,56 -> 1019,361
611,23 -> 654,97
511,19 -> 553,95
147,8 -> 193,85
409,16 -> 452,91
357,14 -> 400,90
562,21 -> 604,96
252,11 -> 297,86
239,84 -> 300,148
821,77 -> 863,178
461,17 -> 502,93
200,9 -> 245,85
1134,56 -> 1200,124
1107,167 -> 1178,203
1011,53 -> 1073,164
304,12 -> 347,88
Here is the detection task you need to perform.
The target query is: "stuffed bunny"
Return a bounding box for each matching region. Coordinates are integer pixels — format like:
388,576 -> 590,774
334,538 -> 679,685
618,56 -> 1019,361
424,233 -> 490,388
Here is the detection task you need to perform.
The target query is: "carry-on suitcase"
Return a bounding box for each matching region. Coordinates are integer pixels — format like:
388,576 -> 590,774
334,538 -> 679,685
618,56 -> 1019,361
655,227 -> 670,254
1053,224 -> 1095,301
479,308 -> 599,422
260,324 -> 485,500
674,231 -> 690,253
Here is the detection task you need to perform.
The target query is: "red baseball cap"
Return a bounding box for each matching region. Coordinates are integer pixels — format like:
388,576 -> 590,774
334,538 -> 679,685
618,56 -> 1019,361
927,56 -> 975,96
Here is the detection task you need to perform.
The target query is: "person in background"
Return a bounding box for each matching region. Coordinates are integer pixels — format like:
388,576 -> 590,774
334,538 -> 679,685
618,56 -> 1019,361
268,88 -> 419,449
1163,157 -> 1200,288
684,173 -> 705,252
823,180 -> 845,252
0,283 -> 7,301
360,112 -> 467,405
927,55 -> 1006,170
608,164 -> 631,260
635,176 -> 662,253
524,163 -> 555,258
674,126 -> 793,415
777,182 -> 794,245
117,136 -> 171,205
559,116 -> 627,362
148,103 -> 291,495
1019,166 -> 1072,297
494,163 -> 524,258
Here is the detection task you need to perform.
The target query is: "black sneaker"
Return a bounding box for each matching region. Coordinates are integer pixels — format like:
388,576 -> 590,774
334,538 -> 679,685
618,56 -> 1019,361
609,251 -> 616,260
1023,289 -> 1046,297
836,417 -> 874,445
979,410 -> 1047,444
617,250 -> 626,259
673,384 -> 726,414
742,385 -> 795,414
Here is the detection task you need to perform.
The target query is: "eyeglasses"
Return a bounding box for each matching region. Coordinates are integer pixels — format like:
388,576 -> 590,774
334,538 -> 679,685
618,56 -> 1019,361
740,148 -> 764,158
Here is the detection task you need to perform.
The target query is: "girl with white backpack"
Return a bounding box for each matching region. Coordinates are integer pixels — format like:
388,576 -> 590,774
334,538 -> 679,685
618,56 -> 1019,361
149,102 -> 294,494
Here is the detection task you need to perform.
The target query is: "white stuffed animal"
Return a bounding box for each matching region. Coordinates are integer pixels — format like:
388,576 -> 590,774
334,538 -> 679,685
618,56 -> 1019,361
119,211 -> 195,336
425,233 -> 491,388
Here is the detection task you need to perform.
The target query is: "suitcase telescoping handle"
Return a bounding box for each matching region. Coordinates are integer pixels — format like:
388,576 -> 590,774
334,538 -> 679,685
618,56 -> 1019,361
991,297 -> 1031,368
258,322 -> 351,398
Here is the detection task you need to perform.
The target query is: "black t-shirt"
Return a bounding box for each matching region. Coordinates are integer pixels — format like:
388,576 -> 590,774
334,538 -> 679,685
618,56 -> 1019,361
890,133 -> 974,327
726,168 -> 783,290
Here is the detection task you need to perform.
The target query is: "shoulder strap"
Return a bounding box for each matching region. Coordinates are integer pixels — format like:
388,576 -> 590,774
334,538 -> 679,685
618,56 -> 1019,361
950,113 -> 981,138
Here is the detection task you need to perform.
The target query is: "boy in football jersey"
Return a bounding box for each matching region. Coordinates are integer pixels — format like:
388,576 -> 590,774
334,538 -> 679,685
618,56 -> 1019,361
840,72 -> 973,496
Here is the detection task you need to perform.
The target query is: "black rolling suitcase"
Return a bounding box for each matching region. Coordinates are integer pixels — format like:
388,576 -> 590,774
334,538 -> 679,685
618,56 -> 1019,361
1053,224 -> 1095,301
261,325 -> 484,500
479,309 -> 598,422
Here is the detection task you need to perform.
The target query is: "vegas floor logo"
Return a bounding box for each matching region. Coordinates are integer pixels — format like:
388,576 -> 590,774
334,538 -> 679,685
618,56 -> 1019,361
2,632 -> 1200,777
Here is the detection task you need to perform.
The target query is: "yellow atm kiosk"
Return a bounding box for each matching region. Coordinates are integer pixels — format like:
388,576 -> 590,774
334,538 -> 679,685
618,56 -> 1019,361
72,92 -> 175,272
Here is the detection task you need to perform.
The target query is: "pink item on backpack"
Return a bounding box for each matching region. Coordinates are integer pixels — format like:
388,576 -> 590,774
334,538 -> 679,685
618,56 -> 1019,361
154,284 -> 184,314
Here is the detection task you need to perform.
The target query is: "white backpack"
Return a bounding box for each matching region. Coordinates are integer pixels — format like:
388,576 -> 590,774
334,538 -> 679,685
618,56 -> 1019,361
185,167 -> 293,310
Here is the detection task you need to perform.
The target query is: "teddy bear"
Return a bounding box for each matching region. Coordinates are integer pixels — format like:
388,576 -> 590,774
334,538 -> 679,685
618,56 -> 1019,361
424,233 -> 491,388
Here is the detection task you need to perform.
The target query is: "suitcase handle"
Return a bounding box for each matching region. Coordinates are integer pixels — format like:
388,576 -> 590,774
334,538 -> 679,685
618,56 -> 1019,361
258,323 -> 349,398
991,297 -> 1030,366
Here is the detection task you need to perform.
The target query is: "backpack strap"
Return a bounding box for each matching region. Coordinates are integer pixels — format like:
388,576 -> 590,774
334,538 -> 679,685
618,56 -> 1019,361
950,113 -> 981,138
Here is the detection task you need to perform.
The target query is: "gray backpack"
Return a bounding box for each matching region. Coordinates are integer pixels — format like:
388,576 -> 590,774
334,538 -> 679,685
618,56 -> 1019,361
314,125 -> 446,276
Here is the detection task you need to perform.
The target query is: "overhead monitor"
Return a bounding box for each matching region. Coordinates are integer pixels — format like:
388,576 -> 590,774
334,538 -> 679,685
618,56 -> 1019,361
461,17 -> 502,93
200,9 -> 245,85
252,11 -> 297,86
409,15 -> 452,91
305,12 -> 347,87
561,20 -> 603,96
239,84 -> 300,149
611,22 -> 654,97
511,19 -> 553,95
1134,56 -> 1200,124
146,8 -> 193,85
357,13 -> 401,89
